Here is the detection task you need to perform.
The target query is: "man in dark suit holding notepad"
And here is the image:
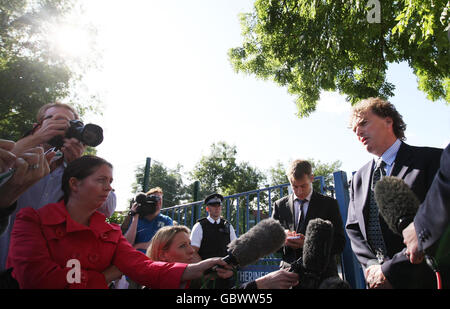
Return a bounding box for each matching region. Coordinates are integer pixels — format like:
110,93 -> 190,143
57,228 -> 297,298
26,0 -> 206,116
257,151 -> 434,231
271,159 -> 346,278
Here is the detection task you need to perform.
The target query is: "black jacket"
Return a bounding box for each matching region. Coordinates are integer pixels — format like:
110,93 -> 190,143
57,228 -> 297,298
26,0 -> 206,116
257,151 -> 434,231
272,190 -> 346,274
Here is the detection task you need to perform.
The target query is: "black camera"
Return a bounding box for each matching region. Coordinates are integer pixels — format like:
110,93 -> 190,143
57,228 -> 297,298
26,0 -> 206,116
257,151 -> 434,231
48,120 -> 103,149
134,192 -> 161,216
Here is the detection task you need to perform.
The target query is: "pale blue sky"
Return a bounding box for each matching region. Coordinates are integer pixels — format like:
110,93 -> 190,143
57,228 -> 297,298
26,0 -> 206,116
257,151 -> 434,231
63,0 -> 450,210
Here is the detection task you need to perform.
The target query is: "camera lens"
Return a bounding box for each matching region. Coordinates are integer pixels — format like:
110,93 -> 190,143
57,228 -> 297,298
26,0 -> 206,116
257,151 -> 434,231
82,124 -> 103,147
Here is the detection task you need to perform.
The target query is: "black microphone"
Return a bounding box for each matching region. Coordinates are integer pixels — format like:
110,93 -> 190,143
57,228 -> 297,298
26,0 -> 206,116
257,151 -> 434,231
318,276 -> 351,289
206,218 -> 286,274
374,176 -> 420,235
375,176 -> 442,288
289,218 -> 335,289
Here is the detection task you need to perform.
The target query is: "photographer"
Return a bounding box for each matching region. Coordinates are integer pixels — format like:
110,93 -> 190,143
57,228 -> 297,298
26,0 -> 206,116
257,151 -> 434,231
124,187 -> 173,254
0,102 -> 116,271
119,187 -> 172,289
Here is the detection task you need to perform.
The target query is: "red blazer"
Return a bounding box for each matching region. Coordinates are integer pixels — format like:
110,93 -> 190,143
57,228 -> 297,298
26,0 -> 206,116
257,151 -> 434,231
7,200 -> 187,289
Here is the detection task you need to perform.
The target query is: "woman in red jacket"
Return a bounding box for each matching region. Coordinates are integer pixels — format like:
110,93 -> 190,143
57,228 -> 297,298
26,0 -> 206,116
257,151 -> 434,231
7,155 -> 231,289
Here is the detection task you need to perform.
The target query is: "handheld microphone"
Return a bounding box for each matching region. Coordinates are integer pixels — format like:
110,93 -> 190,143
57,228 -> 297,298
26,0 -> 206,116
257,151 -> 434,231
374,176 -> 420,235
375,176 -> 442,289
289,218 -> 335,289
319,276 -> 351,289
205,218 -> 286,274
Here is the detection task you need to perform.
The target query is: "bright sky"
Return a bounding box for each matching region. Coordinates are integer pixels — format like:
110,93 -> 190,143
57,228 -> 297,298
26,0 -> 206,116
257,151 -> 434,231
54,0 -> 450,211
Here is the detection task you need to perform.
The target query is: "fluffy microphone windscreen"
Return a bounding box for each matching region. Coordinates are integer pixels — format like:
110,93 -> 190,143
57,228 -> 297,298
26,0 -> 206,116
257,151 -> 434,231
302,218 -> 334,274
319,276 -> 351,289
227,218 -> 286,267
374,176 -> 420,235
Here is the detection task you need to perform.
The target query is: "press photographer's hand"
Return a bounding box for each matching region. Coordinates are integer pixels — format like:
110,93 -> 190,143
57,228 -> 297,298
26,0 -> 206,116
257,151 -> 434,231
0,139 -> 16,173
33,113 -> 71,145
0,146 -> 55,208
61,138 -> 86,163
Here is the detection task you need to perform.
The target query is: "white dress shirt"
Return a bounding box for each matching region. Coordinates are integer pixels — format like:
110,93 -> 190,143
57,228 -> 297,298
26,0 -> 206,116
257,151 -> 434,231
190,216 -> 237,248
293,185 -> 313,230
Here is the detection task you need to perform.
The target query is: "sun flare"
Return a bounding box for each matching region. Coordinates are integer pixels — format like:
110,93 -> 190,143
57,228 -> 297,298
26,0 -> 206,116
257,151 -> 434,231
47,23 -> 92,59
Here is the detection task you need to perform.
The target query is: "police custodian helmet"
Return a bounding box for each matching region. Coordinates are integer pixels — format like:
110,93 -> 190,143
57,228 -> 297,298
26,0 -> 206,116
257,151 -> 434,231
204,193 -> 224,206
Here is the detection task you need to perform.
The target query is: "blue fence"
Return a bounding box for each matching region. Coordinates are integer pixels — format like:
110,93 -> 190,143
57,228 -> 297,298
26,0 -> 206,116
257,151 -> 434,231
161,172 -> 366,288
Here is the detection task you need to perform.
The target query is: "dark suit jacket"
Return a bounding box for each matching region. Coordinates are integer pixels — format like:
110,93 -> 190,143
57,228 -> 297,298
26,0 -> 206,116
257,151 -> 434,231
272,190 -> 346,274
414,142 -> 450,286
346,142 -> 442,288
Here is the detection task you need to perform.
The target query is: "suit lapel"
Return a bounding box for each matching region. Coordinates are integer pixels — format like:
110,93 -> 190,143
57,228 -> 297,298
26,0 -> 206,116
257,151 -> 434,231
358,142 -> 411,240
361,161 -> 373,211
390,142 -> 412,178
297,191 -> 318,234
359,160 -> 374,240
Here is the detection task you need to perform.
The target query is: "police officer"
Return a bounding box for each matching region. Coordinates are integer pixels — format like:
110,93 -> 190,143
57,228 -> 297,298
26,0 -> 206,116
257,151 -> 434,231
190,193 -> 237,288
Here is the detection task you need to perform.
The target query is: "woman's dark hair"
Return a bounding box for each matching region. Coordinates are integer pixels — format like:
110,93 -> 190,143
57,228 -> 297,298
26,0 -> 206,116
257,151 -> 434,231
61,155 -> 113,203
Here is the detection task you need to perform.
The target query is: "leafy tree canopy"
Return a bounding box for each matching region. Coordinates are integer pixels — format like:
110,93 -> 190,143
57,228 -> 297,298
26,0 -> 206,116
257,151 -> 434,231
229,0 -> 449,117
268,158 -> 342,193
130,143 -> 343,211
189,141 -> 266,197
131,161 -> 188,208
0,0 -> 100,141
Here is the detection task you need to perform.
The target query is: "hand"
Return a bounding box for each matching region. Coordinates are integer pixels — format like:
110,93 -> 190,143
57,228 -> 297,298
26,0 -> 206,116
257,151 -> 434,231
61,138 -> 86,163
0,146 -> 55,208
181,258 -> 233,282
402,222 -> 424,264
255,269 -> 299,289
32,112 -> 71,145
130,202 -> 139,215
285,231 -> 305,249
364,265 -> 392,289
0,140 -> 17,173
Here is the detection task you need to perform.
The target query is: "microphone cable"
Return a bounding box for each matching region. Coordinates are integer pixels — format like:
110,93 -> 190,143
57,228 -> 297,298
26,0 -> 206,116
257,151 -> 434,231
425,255 -> 442,289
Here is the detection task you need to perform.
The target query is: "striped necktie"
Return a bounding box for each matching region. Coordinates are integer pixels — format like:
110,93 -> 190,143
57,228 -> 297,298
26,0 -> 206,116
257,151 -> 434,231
367,159 -> 387,262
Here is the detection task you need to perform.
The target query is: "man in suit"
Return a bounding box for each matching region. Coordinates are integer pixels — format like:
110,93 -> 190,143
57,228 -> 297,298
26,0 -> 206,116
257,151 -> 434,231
402,142 -> 449,287
346,97 -> 442,289
271,159 -> 346,278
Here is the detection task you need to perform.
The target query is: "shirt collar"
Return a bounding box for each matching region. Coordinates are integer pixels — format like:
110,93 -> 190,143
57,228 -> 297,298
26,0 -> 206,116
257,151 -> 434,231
293,185 -> 313,202
39,200 -> 120,234
373,138 -> 401,168
207,216 -> 221,224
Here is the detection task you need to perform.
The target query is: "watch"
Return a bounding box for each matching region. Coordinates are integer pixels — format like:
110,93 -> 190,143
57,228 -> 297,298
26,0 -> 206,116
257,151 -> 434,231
128,210 -> 137,217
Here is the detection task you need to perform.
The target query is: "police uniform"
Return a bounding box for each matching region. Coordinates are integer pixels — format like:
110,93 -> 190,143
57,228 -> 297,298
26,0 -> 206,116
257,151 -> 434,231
190,193 -> 236,288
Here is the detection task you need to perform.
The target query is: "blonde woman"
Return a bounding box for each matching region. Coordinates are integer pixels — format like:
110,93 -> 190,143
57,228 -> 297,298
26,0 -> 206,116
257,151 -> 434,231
146,225 -> 300,289
147,225 -> 201,264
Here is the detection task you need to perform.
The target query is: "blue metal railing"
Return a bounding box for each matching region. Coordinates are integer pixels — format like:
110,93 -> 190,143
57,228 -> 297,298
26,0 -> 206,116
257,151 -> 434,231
333,171 -> 366,289
161,183 -> 290,234
161,176 -> 328,232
